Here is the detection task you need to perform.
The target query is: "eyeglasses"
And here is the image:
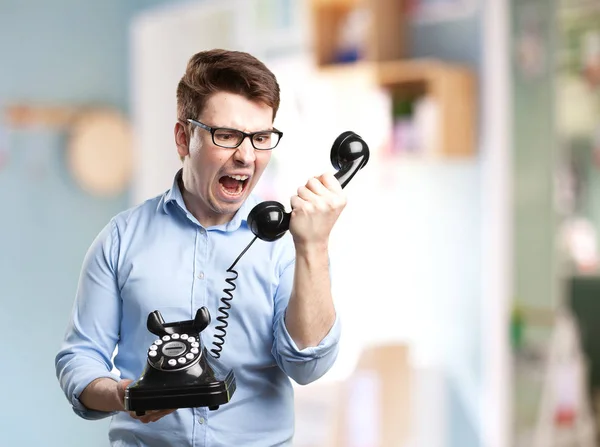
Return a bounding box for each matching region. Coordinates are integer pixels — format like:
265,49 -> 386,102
187,119 -> 283,150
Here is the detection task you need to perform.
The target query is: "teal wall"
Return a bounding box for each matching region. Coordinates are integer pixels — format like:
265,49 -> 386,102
510,0 -> 562,441
510,0 -> 559,312
0,1 -> 186,445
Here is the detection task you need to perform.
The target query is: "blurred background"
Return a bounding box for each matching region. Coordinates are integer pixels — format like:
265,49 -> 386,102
1,0 -> 600,446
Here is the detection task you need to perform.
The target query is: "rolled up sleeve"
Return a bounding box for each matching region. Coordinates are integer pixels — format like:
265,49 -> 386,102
271,259 -> 341,385
55,219 -> 122,420
66,369 -> 120,420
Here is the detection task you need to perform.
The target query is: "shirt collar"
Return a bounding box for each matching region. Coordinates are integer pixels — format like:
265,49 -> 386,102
163,169 -> 186,213
163,169 -> 260,232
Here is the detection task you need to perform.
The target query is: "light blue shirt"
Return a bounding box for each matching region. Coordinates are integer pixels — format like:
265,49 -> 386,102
55,171 -> 340,447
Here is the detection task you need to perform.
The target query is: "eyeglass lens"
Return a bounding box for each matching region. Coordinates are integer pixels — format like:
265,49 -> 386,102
213,129 -> 280,149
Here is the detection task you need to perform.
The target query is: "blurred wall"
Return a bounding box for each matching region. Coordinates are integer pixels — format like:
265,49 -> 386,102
0,1 -> 185,446
0,1 -> 486,446
510,0 -> 559,312
408,11 -> 483,447
130,3 -> 486,446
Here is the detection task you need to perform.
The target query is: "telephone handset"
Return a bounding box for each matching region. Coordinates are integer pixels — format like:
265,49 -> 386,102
247,130 -> 370,242
210,130 -> 370,359
124,131 -> 369,416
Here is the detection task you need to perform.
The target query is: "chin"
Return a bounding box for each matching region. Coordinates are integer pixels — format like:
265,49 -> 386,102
214,200 -> 244,216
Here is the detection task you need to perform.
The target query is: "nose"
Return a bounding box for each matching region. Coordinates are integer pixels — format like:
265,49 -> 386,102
233,137 -> 256,165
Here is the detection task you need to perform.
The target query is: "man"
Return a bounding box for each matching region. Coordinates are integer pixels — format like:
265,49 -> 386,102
55,49 -> 345,446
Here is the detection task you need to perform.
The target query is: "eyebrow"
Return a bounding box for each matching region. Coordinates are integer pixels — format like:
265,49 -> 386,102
213,124 -> 275,133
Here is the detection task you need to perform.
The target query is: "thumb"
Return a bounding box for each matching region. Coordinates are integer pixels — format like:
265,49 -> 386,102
118,378 -> 134,390
116,379 -> 134,408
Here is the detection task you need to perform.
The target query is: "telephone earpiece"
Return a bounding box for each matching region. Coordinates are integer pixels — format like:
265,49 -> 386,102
147,307 -> 211,337
247,131 -> 369,242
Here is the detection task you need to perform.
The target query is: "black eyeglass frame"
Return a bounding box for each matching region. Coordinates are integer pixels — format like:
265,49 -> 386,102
186,118 -> 283,150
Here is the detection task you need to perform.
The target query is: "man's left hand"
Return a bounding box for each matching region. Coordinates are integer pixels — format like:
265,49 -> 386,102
288,172 -> 346,248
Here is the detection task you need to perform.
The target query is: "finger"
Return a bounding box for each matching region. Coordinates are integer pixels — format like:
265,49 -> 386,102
318,173 -> 347,210
290,194 -> 305,211
148,409 -> 176,422
304,176 -> 330,195
304,175 -> 346,210
117,379 -> 133,399
139,409 -> 176,417
130,411 -> 168,424
129,411 -> 147,421
119,379 -> 133,388
128,410 -> 153,417
297,184 -> 319,203
145,412 -> 169,423
128,410 -> 159,419
319,172 -> 343,192
117,379 -> 134,409
138,415 -> 153,424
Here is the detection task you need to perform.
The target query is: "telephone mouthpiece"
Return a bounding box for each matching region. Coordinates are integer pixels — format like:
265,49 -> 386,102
247,201 -> 290,242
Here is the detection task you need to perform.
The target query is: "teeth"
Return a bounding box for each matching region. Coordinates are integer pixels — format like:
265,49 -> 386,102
228,175 -> 248,181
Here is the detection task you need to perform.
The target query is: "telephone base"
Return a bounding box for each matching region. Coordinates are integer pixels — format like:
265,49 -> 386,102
124,347 -> 236,415
126,371 -> 236,415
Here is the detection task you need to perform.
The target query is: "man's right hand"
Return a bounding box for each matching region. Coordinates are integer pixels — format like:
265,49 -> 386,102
80,377 -> 176,423
116,379 -> 177,424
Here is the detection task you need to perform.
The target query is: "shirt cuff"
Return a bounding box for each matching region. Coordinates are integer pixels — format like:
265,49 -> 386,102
71,372 -> 122,420
276,312 -> 341,361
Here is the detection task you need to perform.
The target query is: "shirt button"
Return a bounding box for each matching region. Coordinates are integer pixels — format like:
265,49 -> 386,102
198,417 -> 205,424
199,228 -> 206,235
198,272 -> 205,280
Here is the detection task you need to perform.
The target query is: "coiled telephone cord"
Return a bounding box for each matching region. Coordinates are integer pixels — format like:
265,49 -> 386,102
210,236 -> 258,358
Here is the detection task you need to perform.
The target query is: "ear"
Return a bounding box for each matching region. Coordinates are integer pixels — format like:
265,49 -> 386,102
174,121 -> 189,159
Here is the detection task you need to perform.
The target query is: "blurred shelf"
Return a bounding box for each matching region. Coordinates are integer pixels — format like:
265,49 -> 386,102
4,104 -> 81,128
381,59 -> 476,158
309,0 -> 476,158
319,59 -> 478,157
309,0 -> 406,67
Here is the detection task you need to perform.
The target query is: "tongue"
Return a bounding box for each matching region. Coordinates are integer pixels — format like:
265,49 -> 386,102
220,177 -> 241,193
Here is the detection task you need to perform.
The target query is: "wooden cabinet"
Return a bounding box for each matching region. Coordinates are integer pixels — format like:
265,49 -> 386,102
377,60 -> 476,158
309,0 -> 407,66
309,0 -> 477,157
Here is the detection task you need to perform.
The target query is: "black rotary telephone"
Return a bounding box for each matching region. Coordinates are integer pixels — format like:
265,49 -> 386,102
124,131 -> 369,416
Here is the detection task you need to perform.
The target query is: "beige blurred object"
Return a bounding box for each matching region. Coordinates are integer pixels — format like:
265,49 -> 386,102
556,74 -> 599,139
3,104 -> 134,196
67,109 -> 133,197
293,381 -> 342,447
330,343 -> 412,447
4,104 -> 80,128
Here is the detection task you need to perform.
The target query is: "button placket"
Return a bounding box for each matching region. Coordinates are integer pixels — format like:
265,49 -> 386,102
197,228 -> 207,283
193,227 -> 208,312
197,406 -> 208,425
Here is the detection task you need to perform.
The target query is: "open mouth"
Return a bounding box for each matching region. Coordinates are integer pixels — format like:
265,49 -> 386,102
218,174 -> 249,197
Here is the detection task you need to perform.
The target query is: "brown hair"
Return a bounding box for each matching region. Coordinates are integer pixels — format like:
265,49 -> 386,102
176,49 -> 280,124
